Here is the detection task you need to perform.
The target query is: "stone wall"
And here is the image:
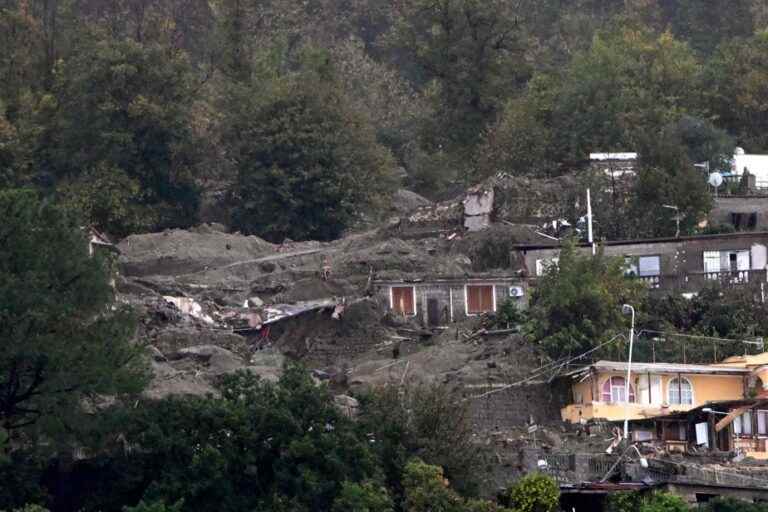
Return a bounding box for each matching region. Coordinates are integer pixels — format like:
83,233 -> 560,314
467,380 -> 570,432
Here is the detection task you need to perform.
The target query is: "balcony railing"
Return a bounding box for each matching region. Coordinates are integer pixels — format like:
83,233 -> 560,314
628,269 -> 768,294
679,269 -> 767,292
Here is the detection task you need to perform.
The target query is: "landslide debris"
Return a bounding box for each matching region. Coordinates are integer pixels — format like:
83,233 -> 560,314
115,185 -> 559,411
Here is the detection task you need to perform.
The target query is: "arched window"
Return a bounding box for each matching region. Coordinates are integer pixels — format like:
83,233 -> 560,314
601,376 -> 635,403
668,377 -> 694,405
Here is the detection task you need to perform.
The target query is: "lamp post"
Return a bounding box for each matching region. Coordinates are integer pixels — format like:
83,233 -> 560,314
622,304 -> 636,441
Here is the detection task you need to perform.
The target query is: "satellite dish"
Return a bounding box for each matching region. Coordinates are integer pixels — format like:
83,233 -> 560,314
708,172 -> 723,188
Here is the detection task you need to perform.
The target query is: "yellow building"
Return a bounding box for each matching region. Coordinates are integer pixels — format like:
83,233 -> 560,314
561,360 -> 751,424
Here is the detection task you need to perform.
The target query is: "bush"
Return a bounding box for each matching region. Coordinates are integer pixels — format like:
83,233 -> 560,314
501,473 -> 559,512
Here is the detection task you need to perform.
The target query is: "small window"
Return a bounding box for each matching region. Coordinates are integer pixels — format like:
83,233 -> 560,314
466,285 -> 495,314
391,286 -> 416,316
744,411 -> 754,435
601,376 -> 635,403
703,251 -> 721,273
757,410 -> 768,435
734,411 -> 754,435
668,377 -> 694,405
638,256 -> 661,277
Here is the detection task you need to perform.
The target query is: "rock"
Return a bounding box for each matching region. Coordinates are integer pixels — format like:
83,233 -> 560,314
334,395 -> 359,418
170,345 -> 247,375
392,189 -> 432,214
144,360 -> 218,399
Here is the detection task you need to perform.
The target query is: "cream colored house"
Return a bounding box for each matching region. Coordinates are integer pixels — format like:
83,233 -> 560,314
561,361 -> 750,424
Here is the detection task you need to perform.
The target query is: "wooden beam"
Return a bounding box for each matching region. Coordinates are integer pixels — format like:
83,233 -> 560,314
716,406 -> 750,432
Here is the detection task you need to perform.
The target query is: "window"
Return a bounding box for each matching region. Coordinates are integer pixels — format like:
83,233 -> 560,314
758,410 -> 768,435
668,377 -> 694,405
703,250 -> 750,273
638,256 -> 661,277
391,286 -> 416,316
703,251 -> 720,273
601,376 -> 635,403
735,411 -> 754,436
466,285 -> 495,314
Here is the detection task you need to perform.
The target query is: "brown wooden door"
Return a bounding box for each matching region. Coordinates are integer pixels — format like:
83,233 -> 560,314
466,285 -> 494,314
392,286 -> 415,316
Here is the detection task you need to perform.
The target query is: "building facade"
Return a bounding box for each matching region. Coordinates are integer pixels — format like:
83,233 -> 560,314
512,231 -> 768,295
561,361 -> 750,425
373,277 -> 527,326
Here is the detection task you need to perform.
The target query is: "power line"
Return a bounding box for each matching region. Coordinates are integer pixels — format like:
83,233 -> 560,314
468,333 -> 627,401
636,329 -> 764,348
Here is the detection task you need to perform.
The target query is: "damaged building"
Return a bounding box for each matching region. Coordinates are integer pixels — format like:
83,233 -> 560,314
373,276 -> 527,326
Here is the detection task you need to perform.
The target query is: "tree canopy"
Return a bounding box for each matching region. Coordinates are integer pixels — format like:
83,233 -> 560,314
0,189 -> 147,441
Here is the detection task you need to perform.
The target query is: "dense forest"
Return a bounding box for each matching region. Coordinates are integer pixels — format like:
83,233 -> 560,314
2,0 -> 768,241
4,3 -> 768,510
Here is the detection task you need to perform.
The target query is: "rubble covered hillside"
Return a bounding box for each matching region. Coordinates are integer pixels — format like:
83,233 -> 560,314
115,184 -> 566,424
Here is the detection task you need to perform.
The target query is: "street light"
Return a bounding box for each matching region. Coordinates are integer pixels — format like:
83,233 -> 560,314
622,304 -> 636,441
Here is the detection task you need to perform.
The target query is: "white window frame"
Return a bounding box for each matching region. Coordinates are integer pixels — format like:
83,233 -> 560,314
703,251 -> 721,273
464,284 -> 497,316
389,285 -> 417,316
758,410 -> 768,436
601,376 -> 635,404
667,377 -> 695,405
637,255 -> 662,277
735,411 -> 754,436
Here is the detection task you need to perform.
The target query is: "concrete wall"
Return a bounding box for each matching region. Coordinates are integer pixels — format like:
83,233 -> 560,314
710,197 -> 768,231
375,280 -> 528,326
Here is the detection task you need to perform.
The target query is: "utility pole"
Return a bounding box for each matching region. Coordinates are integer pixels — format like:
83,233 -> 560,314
622,304 -> 636,441
587,189 -> 595,255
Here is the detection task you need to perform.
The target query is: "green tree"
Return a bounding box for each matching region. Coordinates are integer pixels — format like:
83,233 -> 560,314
638,492 -> 689,512
552,27 -> 701,161
228,49 -> 396,242
639,286 -> 768,364
124,500 -> 184,512
501,473 -> 559,512
702,496 -> 768,512
605,490 -> 690,512
40,37 -> 201,235
80,366 -> 384,512
0,190 -> 148,441
704,30 -> 768,152
402,459 -> 462,512
358,382 -> 482,499
527,241 -> 648,359
627,127 -> 713,239
388,0 -> 530,161
332,481 -> 393,512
